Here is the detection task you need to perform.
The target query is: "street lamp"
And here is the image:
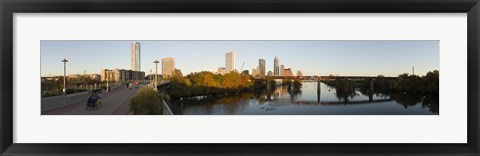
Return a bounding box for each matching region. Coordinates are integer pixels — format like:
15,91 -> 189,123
105,69 -> 111,92
61,58 -> 68,95
153,60 -> 160,90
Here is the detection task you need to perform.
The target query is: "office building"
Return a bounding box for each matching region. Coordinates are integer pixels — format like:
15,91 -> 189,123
267,71 -> 273,76
101,68 -> 145,82
162,57 -> 176,78
284,68 -> 293,77
252,68 -> 260,77
218,67 -> 228,75
259,59 -> 266,76
280,65 -> 285,76
297,70 -> 303,77
226,51 -> 235,72
274,57 -> 279,76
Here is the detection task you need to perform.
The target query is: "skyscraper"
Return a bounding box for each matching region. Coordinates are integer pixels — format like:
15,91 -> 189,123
226,51 -> 235,72
131,42 -> 141,71
259,59 -> 266,76
274,57 -> 279,76
280,65 -> 285,76
162,57 -> 176,78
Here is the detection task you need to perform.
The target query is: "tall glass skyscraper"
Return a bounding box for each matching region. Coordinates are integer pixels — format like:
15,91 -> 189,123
274,57 -> 279,76
226,51 -> 235,72
259,59 -> 266,76
131,42 -> 141,71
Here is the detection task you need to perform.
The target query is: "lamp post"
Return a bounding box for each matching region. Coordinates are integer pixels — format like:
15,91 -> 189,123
106,69 -> 111,92
61,58 -> 68,95
153,60 -> 159,90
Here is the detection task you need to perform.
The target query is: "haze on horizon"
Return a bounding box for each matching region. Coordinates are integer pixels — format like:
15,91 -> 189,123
40,40 -> 439,77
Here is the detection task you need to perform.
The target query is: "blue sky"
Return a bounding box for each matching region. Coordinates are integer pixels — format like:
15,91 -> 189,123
41,40 -> 439,77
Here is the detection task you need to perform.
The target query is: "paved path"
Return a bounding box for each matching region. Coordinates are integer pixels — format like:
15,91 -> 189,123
42,84 -> 146,115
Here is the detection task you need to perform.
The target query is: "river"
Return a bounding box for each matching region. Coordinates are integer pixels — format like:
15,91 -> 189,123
170,81 -> 439,115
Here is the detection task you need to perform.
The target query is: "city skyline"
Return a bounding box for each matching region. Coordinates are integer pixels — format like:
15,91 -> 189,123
40,40 -> 439,77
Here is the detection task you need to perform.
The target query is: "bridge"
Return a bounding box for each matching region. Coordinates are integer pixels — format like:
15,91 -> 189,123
293,98 -> 394,106
254,75 -> 396,81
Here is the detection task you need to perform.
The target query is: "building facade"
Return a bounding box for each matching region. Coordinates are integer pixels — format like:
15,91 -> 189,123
101,68 -> 145,82
218,67 -> 228,75
162,57 -> 176,78
259,59 -> 266,76
131,42 -> 141,72
284,68 -> 293,77
297,70 -> 303,77
274,57 -> 279,76
280,65 -> 285,76
267,70 -> 273,76
225,51 -> 235,72
252,68 -> 260,77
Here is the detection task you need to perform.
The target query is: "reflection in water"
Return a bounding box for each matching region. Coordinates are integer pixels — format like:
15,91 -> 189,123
171,82 -> 439,115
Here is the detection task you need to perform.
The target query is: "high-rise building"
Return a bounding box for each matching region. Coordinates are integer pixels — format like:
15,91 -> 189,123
259,59 -> 266,76
274,57 -> 279,76
226,51 -> 235,72
162,57 -> 176,78
280,65 -> 285,76
131,42 -> 141,71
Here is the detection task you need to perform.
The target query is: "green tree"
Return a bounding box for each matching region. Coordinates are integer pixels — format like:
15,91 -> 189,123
422,70 -> 439,95
129,87 -> 164,115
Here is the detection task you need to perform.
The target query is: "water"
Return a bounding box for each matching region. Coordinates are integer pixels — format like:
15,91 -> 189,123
171,82 -> 439,115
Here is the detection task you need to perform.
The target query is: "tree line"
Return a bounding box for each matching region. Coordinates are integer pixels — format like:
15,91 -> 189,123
165,71 -> 253,98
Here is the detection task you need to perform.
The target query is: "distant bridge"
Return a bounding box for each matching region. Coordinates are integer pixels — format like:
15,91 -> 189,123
254,75 -> 396,80
293,98 -> 394,106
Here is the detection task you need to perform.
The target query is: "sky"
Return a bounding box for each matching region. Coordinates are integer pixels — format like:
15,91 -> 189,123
40,40 -> 439,77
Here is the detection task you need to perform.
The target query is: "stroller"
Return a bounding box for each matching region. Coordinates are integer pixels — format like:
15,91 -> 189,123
86,92 -> 102,110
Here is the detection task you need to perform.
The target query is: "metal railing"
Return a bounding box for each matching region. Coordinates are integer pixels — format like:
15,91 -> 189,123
162,99 -> 174,115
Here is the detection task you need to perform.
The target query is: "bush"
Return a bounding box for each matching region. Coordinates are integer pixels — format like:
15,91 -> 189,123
41,90 -> 61,97
66,88 -> 87,94
129,87 -> 164,115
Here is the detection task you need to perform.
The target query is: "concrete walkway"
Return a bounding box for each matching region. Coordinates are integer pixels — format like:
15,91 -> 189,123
42,84 -> 146,115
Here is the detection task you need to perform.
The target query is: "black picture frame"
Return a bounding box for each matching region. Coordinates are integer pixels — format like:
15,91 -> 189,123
1,0 -> 479,155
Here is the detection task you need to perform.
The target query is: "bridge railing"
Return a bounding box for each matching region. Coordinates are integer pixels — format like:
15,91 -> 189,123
41,91 -> 90,111
162,99 -> 174,115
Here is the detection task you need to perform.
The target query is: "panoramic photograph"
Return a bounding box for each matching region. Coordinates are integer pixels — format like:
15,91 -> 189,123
40,40 -> 439,115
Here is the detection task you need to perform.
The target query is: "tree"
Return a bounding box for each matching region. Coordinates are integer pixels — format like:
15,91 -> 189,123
422,70 -> 439,95
129,87 -> 164,115
203,73 -> 217,87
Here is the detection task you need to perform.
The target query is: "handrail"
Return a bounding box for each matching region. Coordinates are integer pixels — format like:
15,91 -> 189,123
162,99 -> 174,115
